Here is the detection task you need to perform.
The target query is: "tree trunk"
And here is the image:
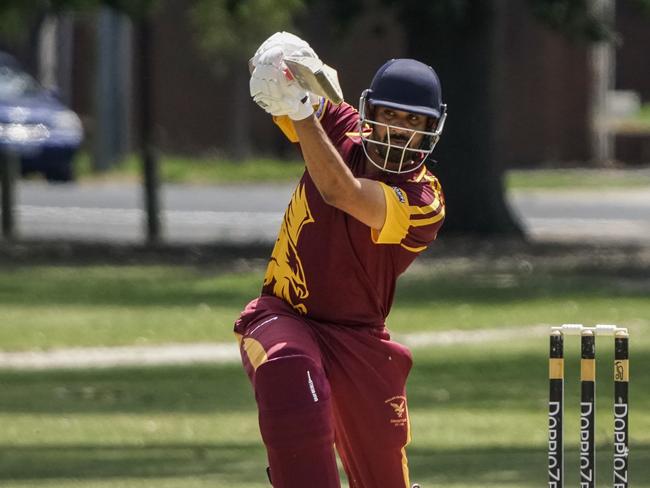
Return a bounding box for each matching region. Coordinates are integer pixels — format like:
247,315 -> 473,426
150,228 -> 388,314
400,0 -> 523,236
589,0 -> 615,163
1,150 -> 18,241
137,16 -> 161,244
228,66 -> 252,161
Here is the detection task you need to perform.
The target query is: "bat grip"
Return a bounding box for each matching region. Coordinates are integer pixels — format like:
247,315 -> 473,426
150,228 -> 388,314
283,67 -> 294,81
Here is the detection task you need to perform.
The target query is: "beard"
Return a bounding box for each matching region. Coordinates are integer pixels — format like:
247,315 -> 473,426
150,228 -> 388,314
371,135 -> 415,165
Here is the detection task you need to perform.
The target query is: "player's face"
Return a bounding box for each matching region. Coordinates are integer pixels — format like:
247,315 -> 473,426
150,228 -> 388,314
368,107 -> 431,169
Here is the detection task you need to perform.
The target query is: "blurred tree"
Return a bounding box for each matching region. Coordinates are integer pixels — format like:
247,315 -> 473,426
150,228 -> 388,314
526,0 -> 614,41
379,0 -> 615,236
397,0 -> 650,235
0,0 -> 155,32
189,0 -> 305,160
320,0 -> 649,236
0,1 -> 157,78
393,1 -> 522,236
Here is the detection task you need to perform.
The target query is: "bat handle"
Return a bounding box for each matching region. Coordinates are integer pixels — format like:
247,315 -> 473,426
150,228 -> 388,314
283,67 -> 294,81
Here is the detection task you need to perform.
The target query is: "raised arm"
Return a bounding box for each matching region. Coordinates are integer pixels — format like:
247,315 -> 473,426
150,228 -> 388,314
249,32 -> 386,231
291,115 -> 386,230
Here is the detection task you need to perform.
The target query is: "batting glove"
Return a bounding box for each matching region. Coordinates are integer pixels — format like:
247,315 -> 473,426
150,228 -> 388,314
251,32 -> 318,70
250,64 -> 313,120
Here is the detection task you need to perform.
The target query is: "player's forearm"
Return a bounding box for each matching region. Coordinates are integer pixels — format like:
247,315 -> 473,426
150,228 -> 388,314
292,115 -> 360,205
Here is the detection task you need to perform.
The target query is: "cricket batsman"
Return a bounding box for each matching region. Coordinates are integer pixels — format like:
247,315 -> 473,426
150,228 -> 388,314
234,31 -> 447,488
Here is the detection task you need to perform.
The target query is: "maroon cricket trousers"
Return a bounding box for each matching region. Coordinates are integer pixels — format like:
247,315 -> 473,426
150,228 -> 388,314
234,295 -> 414,488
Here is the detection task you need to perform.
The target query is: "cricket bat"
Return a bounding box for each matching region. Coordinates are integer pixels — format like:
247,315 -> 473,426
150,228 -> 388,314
283,56 -> 344,105
249,55 -> 344,105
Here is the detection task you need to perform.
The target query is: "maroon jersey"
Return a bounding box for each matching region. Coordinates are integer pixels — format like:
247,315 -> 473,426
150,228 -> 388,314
262,100 -> 445,327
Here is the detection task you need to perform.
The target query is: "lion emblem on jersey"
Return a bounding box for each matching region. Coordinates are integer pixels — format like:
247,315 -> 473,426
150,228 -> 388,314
263,182 -> 315,314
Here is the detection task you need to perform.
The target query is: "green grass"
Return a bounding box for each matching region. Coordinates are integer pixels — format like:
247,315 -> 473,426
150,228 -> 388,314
75,153 -> 305,184
506,168 -> 650,190
1,338 -> 649,487
0,265 -> 259,349
2,259 -> 649,486
0,262 -> 648,350
639,103 -> 650,123
389,262 -> 650,333
70,151 -> 650,189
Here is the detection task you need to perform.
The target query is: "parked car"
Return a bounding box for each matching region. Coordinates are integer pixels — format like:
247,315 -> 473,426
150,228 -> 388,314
0,51 -> 83,182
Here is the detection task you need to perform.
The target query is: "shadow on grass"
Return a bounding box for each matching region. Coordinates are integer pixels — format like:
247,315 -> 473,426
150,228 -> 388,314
0,442 -> 266,482
409,444 -> 650,486
1,442 -> 648,486
409,348 -> 650,412
0,266 -> 261,308
0,364 -> 256,414
0,347 -> 648,485
1,263 -> 648,310
395,267 -> 650,306
1,349 -> 648,414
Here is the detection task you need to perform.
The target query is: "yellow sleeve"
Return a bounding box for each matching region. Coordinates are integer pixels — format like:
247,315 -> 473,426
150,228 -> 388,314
371,181 -> 445,252
273,115 -> 299,143
371,183 -> 412,245
272,98 -> 328,143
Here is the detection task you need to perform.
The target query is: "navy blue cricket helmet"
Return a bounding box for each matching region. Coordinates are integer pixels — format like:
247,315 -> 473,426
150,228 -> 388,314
359,58 -> 447,173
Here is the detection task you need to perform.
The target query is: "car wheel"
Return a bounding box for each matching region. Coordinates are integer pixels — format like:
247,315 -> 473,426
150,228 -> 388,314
45,161 -> 74,182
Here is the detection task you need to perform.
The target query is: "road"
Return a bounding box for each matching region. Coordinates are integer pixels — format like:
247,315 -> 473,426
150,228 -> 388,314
510,188 -> 650,244
15,182 -> 288,244
10,181 -> 650,244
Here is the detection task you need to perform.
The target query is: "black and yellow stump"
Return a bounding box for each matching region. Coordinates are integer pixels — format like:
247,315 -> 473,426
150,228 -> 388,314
580,329 -> 596,488
548,330 -> 564,487
547,324 -> 629,488
613,330 -> 629,488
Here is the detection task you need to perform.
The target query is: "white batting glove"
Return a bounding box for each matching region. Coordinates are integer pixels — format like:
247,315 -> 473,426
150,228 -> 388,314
250,64 -> 313,120
249,32 -> 320,120
287,97 -> 314,121
254,93 -> 314,120
251,32 -> 318,70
